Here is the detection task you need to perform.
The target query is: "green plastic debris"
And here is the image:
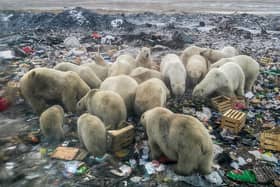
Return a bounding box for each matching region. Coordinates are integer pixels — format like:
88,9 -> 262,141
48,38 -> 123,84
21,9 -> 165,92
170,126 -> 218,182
227,170 -> 257,184
76,166 -> 88,175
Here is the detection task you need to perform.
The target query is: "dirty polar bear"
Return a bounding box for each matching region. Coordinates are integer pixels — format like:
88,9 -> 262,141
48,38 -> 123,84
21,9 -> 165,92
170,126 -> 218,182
134,78 -> 170,116
160,54 -> 186,96
185,54 -> 209,87
135,47 -> 153,69
77,113 -> 106,157
100,75 -> 138,114
39,105 -> 64,142
140,107 -> 213,175
130,67 -> 162,84
20,68 -> 90,114
200,46 -> 239,63
54,62 -> 101,88
192,62 -> 245,98
76,89 -> 127,130
211,55 -> 260,92
108,54 -> 136,76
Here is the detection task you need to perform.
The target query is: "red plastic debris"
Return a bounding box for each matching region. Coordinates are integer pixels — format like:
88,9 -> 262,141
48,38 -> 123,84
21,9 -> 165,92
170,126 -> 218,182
92,32 -> 102,39
22,46 -> 34,55
0,97 -> 10,111
233,102 -> 246,110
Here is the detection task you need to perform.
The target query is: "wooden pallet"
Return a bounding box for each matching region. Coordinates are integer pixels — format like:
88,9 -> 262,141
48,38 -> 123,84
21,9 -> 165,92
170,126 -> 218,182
260,127 -> 280,151
260,57 -> 273,65
107,124 -> 135,152
221,109 -> 246,133
211,96 -> 232,113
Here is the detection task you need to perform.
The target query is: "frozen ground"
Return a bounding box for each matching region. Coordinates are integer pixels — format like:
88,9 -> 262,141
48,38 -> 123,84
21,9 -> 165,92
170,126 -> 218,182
0,0 -> 280,14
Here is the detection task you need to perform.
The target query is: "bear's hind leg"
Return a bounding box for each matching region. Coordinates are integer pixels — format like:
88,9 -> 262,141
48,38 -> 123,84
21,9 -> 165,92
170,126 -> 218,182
174,152 -> 197,176
198,153 -> 213,175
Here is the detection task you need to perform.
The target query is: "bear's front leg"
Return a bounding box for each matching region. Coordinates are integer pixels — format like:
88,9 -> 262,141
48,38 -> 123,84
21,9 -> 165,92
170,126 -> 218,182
148,140 -> 162,160
29,97 -> 48,114
62,91 -> 77,113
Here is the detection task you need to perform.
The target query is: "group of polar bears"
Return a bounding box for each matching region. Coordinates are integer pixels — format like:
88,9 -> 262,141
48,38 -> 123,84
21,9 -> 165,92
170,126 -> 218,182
19,45 -> 260,176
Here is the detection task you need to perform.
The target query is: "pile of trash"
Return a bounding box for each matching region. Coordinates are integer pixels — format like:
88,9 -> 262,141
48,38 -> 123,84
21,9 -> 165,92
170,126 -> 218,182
0,8 -> 279,187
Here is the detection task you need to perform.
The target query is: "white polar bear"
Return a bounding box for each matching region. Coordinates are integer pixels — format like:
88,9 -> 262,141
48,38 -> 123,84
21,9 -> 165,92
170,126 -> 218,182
134,78 -> 170,116
160,54 -> 186,97
135,47 -> 153,69
210,55 -> 260,92
108,54 -> 136,76
185,54 -> 209,87
192,62 -> 245,99
200,46 -> 239,63
100,75 -> 138,115
180,45 -> 206,67
129,67 -> 162,84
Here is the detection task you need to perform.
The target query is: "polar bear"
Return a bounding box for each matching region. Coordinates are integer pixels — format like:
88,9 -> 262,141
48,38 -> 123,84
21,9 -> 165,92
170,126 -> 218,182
91,52 -> 107,66
82,61 -> 109,81
185,54 -> 209,87
135,47 -> 153,69
100,75 -> 138,115
108,54 -> 136,76
192,62 -> 245,99
77,113 -> 106,157
140,107 -> 214,175
39,105 -> 64,142
180,45 -> 206,67
160,54 -> 186,96
54,62 -> 101,88
134,78 -> 170,116
210,55 -> 259,92
76,89 -> 127,130
129,67 -> 162,84
20,68 -> 90,114
200,46 -> 239,63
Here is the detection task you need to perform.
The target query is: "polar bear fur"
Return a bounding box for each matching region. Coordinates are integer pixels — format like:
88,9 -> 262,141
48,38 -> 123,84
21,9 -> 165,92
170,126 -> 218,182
100,75 -> 138,115
129,67 -> 162,84
180,45 -> 206,67
20,68 -> 90,114
135,47 -> 153,69
77,113 -> 106,157
54,62 -> 101,88
192,62 -> 245,99
82,62 -> 109,81
91,52 -> 107,66
134,78 -> 170,116
39,105 -> 64,142
77,89 -> 127,130
210,55 -> 259,92
140,107 -> 213,175
160,54 -> 186,96
108,54 -> 136,76
200,46 -> 239,63
185,54 -> 209,87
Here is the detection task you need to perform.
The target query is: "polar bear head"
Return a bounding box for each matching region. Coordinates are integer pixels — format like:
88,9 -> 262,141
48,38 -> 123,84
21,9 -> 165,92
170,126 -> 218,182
192,68 -> 226,99
76,89 -> 98,113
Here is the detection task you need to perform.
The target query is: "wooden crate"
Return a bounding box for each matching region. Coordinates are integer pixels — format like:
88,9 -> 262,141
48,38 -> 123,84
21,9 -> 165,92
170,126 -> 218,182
221,109 -> 246,133
211,96 -> 232,113
260,57 -> 273,65
260,127 -> 280,151
107,124 -> 135,152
